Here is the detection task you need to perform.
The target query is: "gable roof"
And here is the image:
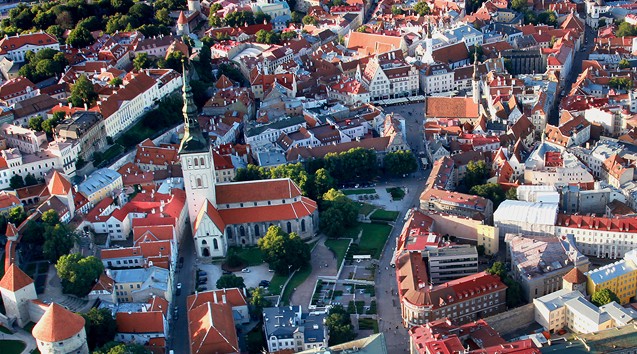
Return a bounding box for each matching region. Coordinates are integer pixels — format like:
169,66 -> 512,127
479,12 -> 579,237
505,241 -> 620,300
194,200 -> 226,233
0,263 -> 33,292
215,178 -> 302,204
563,267 -> 587,285
0,33 -> 58,54
188,302 -> 239,354
432,42 -> 470,64
47,170 -> 72,195
116,311 -> 165,334
426,97 -> 479,119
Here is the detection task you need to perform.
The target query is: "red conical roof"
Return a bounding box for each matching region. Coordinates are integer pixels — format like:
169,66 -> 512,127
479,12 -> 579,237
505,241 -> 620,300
32,303 -> 85,342
178,11 -> 188,25
0,264 -> 34,292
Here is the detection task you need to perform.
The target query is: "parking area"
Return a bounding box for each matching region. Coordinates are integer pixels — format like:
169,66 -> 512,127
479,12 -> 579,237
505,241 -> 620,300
195,263 -> 274,290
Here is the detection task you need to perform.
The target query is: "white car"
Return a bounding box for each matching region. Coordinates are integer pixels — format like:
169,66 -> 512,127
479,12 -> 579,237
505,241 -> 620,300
241,268 -> 251,273
177,283 -> 182,289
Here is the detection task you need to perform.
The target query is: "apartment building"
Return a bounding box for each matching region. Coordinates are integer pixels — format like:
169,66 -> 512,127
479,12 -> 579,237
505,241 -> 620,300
420,189 -> 493,224
263,306 -> 328,352
78,168 -> 123,204
584,249 -> 637,305
0,32 -> 59,63
534,289 -> 637,334
425,245 -> 478,284
109,267 -> 172,303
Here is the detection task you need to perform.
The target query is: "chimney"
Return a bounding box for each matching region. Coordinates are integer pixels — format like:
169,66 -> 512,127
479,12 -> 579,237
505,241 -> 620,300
222,294 -> 226,303
213,291 -> 218,303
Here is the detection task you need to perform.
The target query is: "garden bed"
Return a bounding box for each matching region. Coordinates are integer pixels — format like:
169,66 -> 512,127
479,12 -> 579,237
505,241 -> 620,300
342,188 -> 376,195
369,209 -> 399,222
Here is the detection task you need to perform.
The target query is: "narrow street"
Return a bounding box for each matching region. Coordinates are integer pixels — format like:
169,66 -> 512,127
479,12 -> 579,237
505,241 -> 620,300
169,226 -> 195,353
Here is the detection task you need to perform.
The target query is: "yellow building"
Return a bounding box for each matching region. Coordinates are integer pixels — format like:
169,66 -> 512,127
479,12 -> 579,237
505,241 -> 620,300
585,249 -> 637,305
477,224 -> 499,256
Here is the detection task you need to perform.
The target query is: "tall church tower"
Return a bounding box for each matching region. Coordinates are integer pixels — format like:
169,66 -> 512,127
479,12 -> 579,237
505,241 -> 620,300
179,64 -> 216,224
472,52 -> 481,104
423,19 -> 434,64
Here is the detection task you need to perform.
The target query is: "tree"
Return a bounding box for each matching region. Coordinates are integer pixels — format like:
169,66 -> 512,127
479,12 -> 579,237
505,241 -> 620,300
209,15 -> 224,27
322,189 -> 359,226
41,209 -> 60,226
224,11 -> 255,27
255,29 -> 280,44
511,0 -> 527,12
133,53 -> 151,71
254,11 -> 271,24
503,277 -> 523,307
324,148 -> 378,183
56,254 -> 104,297
477,245 -> 485,256
619,59 -> 631,69
469,183 -> 505,208
69,74 -> 97,108
505,187 -> 518,200
94,342 -> 150,354
312,168 -> 335,200
290,11 -> 302,23
82,308 -> 117,350
319,207 -> 345,238
210,3 -> 223,12
258,226 -> 310,274
8,206 -> 25,225
609,77 -> 633,91
281,31 -> 297,41
44,223 -> 78,263
384,150 -> 418,177
160,51 -> 186,73
109,77 -> 122,86
28,116 -> 44,131
234,165 -> 266,181
249,287 -> 271,318
24,173 -> 38,186
413,1 -> 431,15
487,261 -> 507,278
461,160 -> 489,190
617,22 -> 637,37
9,175 -> 24,189
391,5 -> 403,15
67,25 -> 94,48
302,15 -> 317,25
536,11 -> 557,27
591,288 -> 620,307
216,274 -> 246,289
326,305 -> 356,345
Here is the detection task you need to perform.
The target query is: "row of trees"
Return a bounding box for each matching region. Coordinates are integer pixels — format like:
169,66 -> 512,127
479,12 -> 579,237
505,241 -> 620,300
21,210 -> 77,263
510,0 -> 557,27
18,48 -> 68,83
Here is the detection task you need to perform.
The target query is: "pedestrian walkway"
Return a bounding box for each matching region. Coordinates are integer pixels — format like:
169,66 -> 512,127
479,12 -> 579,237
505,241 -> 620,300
0,327 -> 37,353
289,237 -> 338,310
39,266 -> 88,312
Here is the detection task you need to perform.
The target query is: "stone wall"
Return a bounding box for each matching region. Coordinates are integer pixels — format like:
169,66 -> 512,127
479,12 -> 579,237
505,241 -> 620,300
483,303 -> 535,336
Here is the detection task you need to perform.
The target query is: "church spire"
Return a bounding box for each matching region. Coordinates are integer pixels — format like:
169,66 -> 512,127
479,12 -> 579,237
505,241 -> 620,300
472,50 -> 479,80
178,61 -> 208,154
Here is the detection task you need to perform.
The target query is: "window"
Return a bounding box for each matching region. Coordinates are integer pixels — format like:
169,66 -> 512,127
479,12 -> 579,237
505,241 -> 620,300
240,226 -> 245,237
196,178 -> 202,187
287,221 -> 292,234
255,224 -> 260,237
213,238 -> 219,250
301,219 -> 306,232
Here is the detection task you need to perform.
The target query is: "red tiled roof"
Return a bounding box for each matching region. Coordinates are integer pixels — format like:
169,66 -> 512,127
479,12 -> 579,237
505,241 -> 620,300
0,263 -> 33,292
0,192 -> 21,210
188,302 -> 239,354
117,311 -> 165,334
32,303 -> 86,342
0,33 -> 58,54
47,171 -> 72,195
426,97 -> 479,119
187,288 -> 247,309
563,267 -> 586,284
215,179 -> 302,204
218,197 -> 317,225
194,200 -> 226,233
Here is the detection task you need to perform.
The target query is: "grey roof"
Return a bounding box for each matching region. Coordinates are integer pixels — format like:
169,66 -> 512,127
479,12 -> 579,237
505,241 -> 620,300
301,312 -> 326,344
263,306 -> 303,339
109,267 -> 169,292
299,333 -> 388,354
245,116 -> 306,137
78,168 -> 122,195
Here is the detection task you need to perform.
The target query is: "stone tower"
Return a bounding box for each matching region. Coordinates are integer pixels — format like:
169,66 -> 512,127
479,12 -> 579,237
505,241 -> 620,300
472,51 -> 481,104
32,303 -> 89,354
177,11 -> 189,36
179,63 -> 216,224
0,264 -> 37,327
188,0 -> 201,12
423,19 -> 434,64
562,267 -> 587,295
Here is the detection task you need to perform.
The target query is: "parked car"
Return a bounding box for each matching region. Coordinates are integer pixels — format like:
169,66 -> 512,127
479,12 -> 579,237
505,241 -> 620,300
198,270 -> 207,276
198,278 -> 208,284
177,283 -> 182,289
223,270 -> 232,275
259,280 -> 270,287
241,268 -> 251,273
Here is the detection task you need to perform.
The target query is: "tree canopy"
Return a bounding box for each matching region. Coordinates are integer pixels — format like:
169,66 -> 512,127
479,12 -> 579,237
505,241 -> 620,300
461,160 -> 489,190
591,288 -> 620,307
56,253 -> 104,297
94,342 -> 150,354
258,226 -> 310,274
18,48 -> 68,83
384,150 -> 418,177
326,305 -> 356,345
413,1 -> 431,15
69,74 -> 98,108
82,308 -> 117,350
320,189 -> 359,237
469,183 -> 505,209
324,147 -> 378,183
216,274 -> 246,289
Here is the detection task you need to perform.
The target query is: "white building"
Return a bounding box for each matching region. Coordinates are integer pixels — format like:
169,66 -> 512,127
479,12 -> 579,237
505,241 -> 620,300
533,289 -> 637,334
419,63 -> 455,95
0,32 -> 60,63
356,50 -> 419,101
251,0 -> 291,18
263,306 -> 328,352
493,200 -> 558,238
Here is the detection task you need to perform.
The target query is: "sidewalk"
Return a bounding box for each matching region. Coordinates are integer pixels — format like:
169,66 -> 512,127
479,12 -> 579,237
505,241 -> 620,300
0,327 -> 37,353
289,236 -> 338,310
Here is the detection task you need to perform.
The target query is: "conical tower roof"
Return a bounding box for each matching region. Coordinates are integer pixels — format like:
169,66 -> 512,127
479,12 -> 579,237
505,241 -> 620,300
178,63 -> 209,154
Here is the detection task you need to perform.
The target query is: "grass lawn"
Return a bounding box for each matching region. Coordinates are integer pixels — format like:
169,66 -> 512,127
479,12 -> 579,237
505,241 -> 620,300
0,340 -> 25,354
370,209 -> 399,222
228,247 -> 264,267
0,325 -> 12,334
23,322 -> 35,333
342,188 -> 376,195
268,273 -> 287,295
358,223 -> 392,259
281,265 -> 312,305
357,202 -> 376,216
358,318 -> 379,333
324,239 -> 351,266
115,119 -> 155,148
343,224 -> 364,239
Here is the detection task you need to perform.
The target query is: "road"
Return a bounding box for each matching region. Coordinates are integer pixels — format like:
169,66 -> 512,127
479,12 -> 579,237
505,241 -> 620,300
169,226 -> 196,353
548,23 -> 597,125
384,102 -> 427,154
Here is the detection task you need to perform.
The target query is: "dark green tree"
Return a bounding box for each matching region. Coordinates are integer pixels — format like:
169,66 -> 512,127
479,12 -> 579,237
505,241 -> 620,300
302,15 -> 318,25
461,160 -> 489,190
44,224 -> 78,263
55,253 -> 104,296
69,74 -> 98,108
24,173 -> 38,186
326,305 -> 356,345
469,183 -> 506,208
41,209 -> 60,226
591,288 -> 621,307
67,25 -> 94,48
258,226 -> 310,274
8,206 -> 26,225
391,5 -> 403,15
487,261 -> 507,278
216,274 -> 246,289
413,1 -> 431,15
319,207 -> 344,238
249,287 -> 271,318
617,22 -> 637,37
384,150 -> 418,177
505,187 -> 518,200
536,11 -> 557,27
619,59 -> 631,69
28,116 -> 44,131
133,53 -> 151,71
9,175 -> 25,189
109,77 -> 122,86
82,308 -> 117,350
94,342 -> 150,354
234,165 -> 267,181
160,51 -> 187,73
609,77 -> 633,91
224,11 -> 255,27
511,0 -> 527,12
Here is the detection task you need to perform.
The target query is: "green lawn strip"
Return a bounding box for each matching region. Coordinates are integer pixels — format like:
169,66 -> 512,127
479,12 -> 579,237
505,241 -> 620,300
342,188 -> 376,195
357,203 -> 376,216
358,223 -> 392,259
343,224 -> 363,239
0,340 -> 26,354
369,209 -> 399,222
268,274 -> 287,295
281,265 -> 312,305
358,318 -> 379,333
324,239 -> 351,266
228,247 -> 264,267
0,325 -> 12,334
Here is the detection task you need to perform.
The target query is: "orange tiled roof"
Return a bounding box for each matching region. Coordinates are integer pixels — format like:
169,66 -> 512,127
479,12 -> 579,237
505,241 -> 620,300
218,197 -> 317,225
0,263 -> 33,292
47,170 -> 72,195
187,288 -> 247,309
32,303 -> 86,342
117,311 -> 165,333
0,33 -> 58,54
188,302 -> 239,354
426,97 -> 479,119
215,179 -> 302,204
